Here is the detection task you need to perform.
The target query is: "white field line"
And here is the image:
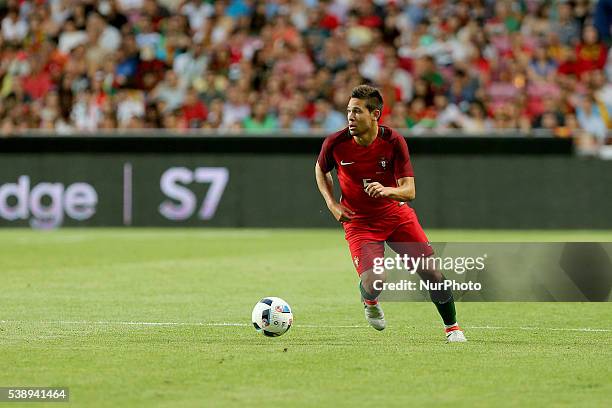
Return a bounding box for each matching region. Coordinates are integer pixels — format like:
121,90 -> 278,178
0,320 -> 361,329
0,320 -> 610,332
466,325 -> 611,332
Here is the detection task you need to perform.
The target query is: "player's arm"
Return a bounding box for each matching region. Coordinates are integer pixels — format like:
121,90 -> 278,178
364,177 -> 416,201
315,162 -> 355,222
366,132 -> 415,201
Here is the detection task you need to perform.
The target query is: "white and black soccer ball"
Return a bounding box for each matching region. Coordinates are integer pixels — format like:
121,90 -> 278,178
251,297 -> 293,337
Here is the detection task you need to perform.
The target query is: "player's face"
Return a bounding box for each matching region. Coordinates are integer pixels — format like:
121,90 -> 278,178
347,98 -> 378,136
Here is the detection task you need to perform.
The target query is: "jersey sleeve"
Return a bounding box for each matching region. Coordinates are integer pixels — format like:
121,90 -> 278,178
317,136 -> 336,173
393,132 -> 414,178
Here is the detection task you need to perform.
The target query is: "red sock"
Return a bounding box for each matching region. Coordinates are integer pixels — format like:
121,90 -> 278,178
445,324 -> 461,334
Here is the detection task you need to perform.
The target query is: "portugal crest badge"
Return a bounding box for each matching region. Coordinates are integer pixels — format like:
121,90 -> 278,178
378,157 -> 387,171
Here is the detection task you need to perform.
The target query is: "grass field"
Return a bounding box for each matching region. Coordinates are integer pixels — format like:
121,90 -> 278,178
1,229 -> 611,407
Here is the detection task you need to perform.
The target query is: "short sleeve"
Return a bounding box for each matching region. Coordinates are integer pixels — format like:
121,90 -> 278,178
317,136 -> 336,173
393,133 -> 414,178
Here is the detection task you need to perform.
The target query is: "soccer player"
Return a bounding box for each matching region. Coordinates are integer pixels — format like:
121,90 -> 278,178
315,85 -> 466,342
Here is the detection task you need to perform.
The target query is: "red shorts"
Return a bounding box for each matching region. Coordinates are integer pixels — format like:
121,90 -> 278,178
343,205 -> 433,275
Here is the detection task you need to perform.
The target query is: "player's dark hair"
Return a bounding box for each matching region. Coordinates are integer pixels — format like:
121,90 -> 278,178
351,85 -> 384,119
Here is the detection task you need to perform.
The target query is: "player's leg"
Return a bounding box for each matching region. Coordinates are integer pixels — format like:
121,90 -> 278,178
359,242 -> 387,330
358,241 -> 387,301
344,225 -> 387,330
387,211 -> 467,342
416,265 -> 466,342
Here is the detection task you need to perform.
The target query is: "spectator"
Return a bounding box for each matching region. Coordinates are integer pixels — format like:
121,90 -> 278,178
447,69 -> 479,106
116,90 -> 145,127
150,70 -> 186,113
40,91 -> 61,126
521,3 -> 552,39
539,111 -> 563,132
386,103 -> 408,130
99,113 -> 118,129
552,1 -> 581,46
594,0 -> 612,45
114,36 -> 140,87
434,94 -> 463,129
182,88 -> 207,128
161,108 -> 181,129
205,98 -> 224,128
180,0 -> 214,36
117,0 -> 144,13
144,103 -> 162,128
88,11 -> 121,54
222,86 -> 250,128
243,102 -> 278,132
1,116 -> 17,136
528,48 -> 558,83
135,45 -> 166,91
173,40 -> 208,89
459,101 -> 493,134
21,57 -> 53,101
575,25 -> 609,77
576,93 -> 608,142
142,0 -> 170,30
557,112 -> 580,137
58,18 -> 87,54
406,96 -> 436,130
592,69 -> 612,108
533,98 -> 566,130
1,7 -> 28,43
135,17 -> 162,54
71,90 -> 101,131
101,0 -> 129,31
313,99 -> 345,133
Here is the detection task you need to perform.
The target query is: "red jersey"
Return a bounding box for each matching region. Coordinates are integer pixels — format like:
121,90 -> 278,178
317,125 -> 414,220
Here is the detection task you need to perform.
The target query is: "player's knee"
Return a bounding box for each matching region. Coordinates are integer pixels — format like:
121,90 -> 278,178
361,269 -> 385,294
417,267 -> 443,283
421,271 -> 452,303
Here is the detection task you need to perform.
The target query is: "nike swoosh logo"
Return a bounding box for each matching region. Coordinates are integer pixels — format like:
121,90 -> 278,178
340,161 -> 355,166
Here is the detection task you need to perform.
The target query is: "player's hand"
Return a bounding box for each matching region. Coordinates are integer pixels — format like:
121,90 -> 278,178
328,202 -> 355,222
365,182 -> 392,198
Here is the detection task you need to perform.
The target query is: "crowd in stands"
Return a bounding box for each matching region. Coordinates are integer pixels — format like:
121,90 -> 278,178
0,0 -> 611,141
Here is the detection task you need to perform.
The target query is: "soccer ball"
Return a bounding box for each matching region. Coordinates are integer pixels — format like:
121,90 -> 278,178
251,297 -> 293,337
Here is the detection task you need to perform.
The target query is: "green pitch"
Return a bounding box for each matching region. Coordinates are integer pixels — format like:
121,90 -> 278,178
1,229 -> 611,407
